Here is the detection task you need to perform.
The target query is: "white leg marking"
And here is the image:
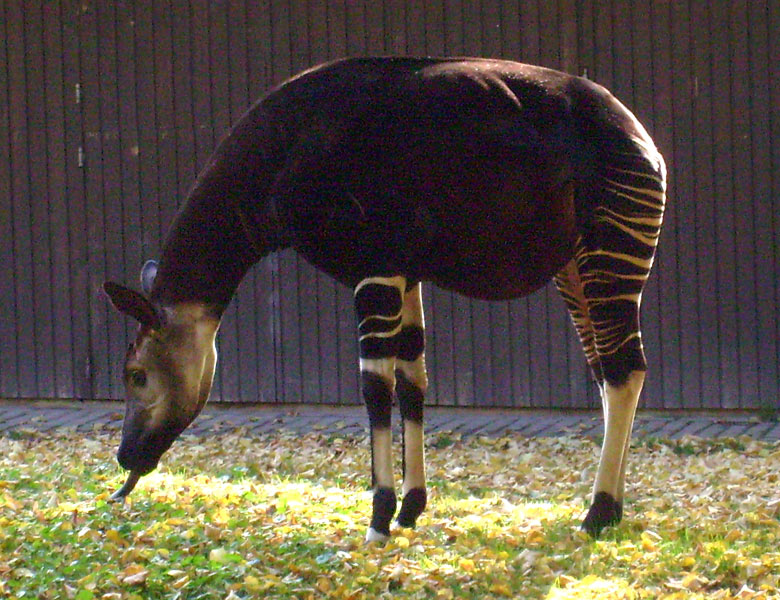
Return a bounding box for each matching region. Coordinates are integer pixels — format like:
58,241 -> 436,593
592,370 -> 644,501
365,527 -> 390,543
402,421 -> 425,495
354,275 -> 407,296
360,357 -> 396,381
371,427 -> 395,490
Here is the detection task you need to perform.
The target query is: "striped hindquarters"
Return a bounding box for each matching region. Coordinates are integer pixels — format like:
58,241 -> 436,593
560,137 -> 666,385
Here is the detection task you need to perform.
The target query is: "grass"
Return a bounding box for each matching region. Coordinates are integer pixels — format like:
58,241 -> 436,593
0,429 -> 779,599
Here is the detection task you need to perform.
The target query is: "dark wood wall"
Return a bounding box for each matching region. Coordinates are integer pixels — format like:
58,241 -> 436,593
1,1 -> 778,411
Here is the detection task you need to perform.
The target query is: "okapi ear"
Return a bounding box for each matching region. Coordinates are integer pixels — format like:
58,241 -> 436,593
140,260 -> 158,296
103,281 -> 162,330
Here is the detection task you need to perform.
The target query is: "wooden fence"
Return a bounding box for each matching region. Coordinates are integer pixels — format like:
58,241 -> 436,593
1,1 -> 778,411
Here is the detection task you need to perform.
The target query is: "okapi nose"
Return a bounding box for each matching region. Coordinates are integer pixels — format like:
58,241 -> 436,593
117,441 -> 159,475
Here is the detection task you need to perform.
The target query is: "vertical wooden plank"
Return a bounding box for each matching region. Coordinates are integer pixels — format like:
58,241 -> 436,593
152,1 -> 178,245
383,0 -> 406,55
499,0 -> 521,59
327,0 -> 347,58
610,0 -> 633,105
592,0 -> 612,87
576,0 -> 595,78
345,0 -> 366,56
0,0 -> 19,396
509,299 -> 532,408
749,0 -> 779,411
690,2 -> 719,408
648,0 -> 681,410
427,286 -> 456,406
170,0 -> 197,203
728,1 -> 758,409
450,294 -> 474,406
489,303 -> 514,407
336,283 -> 360,405
481,0 -> 501,58
517,0 -> 539,64
364,0 -> 386,54
528,288 -> 552,408
77,0 -> 112,398
669,0 -> 700,409
558,0 -> 578,74
313,266 -> 339,404
6,0 -> 38,397
94,0 -> 127,399
424,0 -> 445,56
130,0 -> 161,275
537,0 -> 560,68
308,0 -> 327,62
443,0 -> 463,55
405,0 -> 426,55
767,0 -> 780,409
25,0 -> 58,398
62,0 -> 91,399
461,0 -> 481,56
709,3 -> 739,409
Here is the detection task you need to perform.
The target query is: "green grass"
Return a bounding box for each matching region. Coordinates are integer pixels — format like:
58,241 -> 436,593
1,430 -> 779,599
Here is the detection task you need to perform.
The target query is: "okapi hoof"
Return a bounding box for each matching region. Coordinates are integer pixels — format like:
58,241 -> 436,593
581,492 -> 623,538
396,488 -> 427,528
365,527 -> 391,543
366,487 -> 396,543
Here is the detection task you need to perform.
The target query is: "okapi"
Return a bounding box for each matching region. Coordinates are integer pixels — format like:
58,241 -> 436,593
103,57 -> 666,540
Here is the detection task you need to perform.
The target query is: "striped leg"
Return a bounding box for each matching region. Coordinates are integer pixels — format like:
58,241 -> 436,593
568,145 -> 666,537
395,283 -> 428,528
354,275 -> 406,542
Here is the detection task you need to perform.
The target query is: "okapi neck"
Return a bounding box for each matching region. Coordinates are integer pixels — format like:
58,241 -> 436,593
149,171 -> 280,314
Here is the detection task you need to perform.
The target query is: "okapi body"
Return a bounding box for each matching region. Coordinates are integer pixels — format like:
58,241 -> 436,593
103,57 -> 666,540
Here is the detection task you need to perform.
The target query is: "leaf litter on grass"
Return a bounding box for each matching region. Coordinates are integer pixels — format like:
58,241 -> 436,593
0,428 -> 778,599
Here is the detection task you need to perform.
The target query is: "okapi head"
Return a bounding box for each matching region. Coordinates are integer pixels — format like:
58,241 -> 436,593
102,261 -> 220,498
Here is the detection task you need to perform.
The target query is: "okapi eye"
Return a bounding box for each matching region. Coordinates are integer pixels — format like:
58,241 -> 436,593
128,370 -> 147,388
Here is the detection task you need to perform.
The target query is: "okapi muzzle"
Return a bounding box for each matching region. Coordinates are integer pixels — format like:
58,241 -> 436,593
103,269 -> 219,500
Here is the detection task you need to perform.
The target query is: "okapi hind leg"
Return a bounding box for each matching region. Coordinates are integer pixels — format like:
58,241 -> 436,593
395,283 -> 428,529
574,143 -> 666,537
354,276 -> 406,543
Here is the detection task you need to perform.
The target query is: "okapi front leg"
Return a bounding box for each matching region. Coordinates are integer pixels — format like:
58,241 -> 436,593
354,276 -> 406,542
395,283 -> 428,529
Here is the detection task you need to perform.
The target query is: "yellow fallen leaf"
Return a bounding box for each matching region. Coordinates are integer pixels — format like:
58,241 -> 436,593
679,556 -> 696,568
209,548 -> 229,564
316,577 -> 331,593
488,583 -> 513,596
244,575 -> 261,593
121,568 -> 148,586
458,558 -> 476,573
105,529 -> 125,546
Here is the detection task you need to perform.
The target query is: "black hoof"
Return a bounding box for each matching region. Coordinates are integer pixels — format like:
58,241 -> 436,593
581,492 -> 623,538
370,487 -> 397,537
396,488 -> 427,528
